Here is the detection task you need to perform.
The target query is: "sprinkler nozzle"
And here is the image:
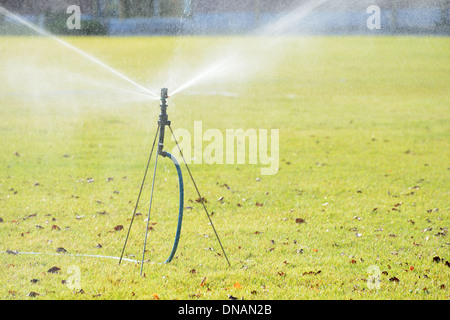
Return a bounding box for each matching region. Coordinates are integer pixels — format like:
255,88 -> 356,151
158,88 -> 170,155
160,88 -> 169,105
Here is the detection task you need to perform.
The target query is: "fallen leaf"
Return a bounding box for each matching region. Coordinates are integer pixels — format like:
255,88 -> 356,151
435,228 -> 448,237
303,270 -> 321,276
295,218 -> 306,224
256,202 -> 263,207
114,225 -> 124,231
433,256 -> 441,263
56,247 -> 67,253
152,293 -> 160,300
233,281 -> 242,289
27,292 -> 39,297
47,266 -> 61,273
51,225 -> 60,231
200,277 -> 207,287
23,213 -> 37,220
195,197 -> 207,203
389,276 -> 400,283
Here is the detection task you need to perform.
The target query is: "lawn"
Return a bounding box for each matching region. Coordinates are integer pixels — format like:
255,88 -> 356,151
0,35 -> 449,300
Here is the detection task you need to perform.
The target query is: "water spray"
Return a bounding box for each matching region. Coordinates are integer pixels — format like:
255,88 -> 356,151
0,2 -> 229,271
0,5 -> 159,100
119,88 -> 230,275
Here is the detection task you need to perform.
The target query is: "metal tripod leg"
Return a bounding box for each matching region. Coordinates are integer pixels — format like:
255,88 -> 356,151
119,125 -> 160,266
140,146 -> 160,276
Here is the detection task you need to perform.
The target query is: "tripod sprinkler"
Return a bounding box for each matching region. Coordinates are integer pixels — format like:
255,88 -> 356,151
119,88 -> 230,275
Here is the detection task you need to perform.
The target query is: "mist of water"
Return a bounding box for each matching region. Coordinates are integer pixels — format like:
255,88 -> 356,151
0,5 -> 159,103
0,0 -> 338,107
167,0 -> 332,97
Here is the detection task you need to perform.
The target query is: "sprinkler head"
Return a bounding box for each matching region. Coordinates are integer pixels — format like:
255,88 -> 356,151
158,88 -> 170,155
160,88 -> 168,106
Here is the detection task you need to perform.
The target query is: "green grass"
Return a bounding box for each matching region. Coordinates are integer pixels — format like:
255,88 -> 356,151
0,36 -> 449,300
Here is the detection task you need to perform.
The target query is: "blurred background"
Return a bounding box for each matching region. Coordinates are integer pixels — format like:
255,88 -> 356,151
0,0 -> 449,35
